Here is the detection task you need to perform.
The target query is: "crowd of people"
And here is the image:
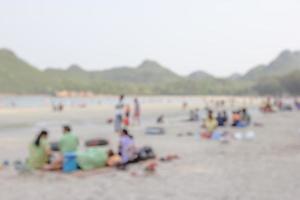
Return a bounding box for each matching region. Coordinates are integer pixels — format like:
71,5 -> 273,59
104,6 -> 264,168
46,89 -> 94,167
191,107 -> 252,139
28,96 -> 283,172
260,97 -> 300,113
27,95 -> 152,172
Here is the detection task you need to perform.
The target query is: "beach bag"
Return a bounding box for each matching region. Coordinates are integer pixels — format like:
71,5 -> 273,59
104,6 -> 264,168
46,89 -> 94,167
138,146 -> 156,161
50,142 -> 60,151
85,138 -> 109,147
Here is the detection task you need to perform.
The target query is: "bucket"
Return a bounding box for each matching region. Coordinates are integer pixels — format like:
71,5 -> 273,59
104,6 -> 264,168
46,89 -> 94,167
63,152 -> 77,173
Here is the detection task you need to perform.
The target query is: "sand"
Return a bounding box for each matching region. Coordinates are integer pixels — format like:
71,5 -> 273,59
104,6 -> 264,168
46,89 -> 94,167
0,99 -> 300,200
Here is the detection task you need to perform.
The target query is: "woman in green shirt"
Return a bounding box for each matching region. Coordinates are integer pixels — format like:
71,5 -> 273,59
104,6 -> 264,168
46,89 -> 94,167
27,130 -> 51,169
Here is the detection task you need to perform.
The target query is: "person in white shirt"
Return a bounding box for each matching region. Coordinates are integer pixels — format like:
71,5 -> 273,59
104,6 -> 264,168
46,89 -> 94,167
114,95 -> 125,133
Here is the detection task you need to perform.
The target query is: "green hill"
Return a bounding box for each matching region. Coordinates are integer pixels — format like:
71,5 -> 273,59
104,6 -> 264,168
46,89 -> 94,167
188,70 -> 214,80
98,60 -> 181,83
0,48 -> 300,95
0,49 -> 53,93
244,50 -> 300,80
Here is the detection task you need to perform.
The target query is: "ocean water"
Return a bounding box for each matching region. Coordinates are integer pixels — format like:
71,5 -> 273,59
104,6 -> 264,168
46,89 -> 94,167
0,95 -> 205,108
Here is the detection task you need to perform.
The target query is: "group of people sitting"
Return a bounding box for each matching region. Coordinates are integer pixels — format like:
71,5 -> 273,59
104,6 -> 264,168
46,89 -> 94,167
201,108 -> 251,138
27,126 -> 155,171
260,98 -> 297,113
231,108 -> 251,127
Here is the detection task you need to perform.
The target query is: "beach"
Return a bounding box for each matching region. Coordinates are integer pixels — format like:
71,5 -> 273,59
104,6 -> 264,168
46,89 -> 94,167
0,97 -> 300,200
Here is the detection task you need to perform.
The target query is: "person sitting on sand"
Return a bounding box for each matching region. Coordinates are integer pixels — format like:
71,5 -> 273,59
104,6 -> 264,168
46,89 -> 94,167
107,149 -> 122,167
216,111 -> 228,126
59,125 -> 79,153
231,111 -> 241,127
157,115 -> 164,124
261,98 -> 273,113
27,130 -> 51,169
45,147 -> 115,171
118,129 -> 138,165
43,125 -> 79,171
239,108 -> 251,127
203,110 -> 218,138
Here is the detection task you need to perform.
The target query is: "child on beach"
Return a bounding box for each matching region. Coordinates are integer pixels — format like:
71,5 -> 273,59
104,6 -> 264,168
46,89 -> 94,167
107,150 -> 122,167
123,114 -> 130,128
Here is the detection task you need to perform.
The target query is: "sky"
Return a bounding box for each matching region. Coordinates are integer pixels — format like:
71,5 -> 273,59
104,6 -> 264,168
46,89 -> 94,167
0,0 -> 300,77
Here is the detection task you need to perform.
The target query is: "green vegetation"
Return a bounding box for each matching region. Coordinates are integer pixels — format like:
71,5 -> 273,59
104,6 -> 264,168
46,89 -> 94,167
0,48 -> 300,95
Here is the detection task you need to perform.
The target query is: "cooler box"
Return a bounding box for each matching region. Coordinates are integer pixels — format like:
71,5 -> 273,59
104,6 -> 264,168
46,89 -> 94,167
63,152 -> 77,173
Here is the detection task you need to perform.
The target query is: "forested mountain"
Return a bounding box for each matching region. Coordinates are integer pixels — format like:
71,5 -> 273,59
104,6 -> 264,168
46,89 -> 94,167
0,48 -> 300,95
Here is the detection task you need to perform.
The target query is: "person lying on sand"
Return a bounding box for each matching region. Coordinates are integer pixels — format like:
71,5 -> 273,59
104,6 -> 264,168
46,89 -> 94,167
45,148 -> 121,171
44,129 -> 141,171
76,147 -> 108,170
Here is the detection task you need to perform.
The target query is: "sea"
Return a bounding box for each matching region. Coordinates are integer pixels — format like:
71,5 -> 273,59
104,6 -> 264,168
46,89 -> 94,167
0,95 -> 209,108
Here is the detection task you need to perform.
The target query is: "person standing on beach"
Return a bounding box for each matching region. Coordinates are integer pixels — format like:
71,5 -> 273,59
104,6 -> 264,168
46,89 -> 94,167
123,104 -> 131,129
133,98 -> 141,125
115,95 -> 125,133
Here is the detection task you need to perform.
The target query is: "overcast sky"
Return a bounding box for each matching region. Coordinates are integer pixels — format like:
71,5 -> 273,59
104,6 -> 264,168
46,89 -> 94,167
0,0 -> 299,77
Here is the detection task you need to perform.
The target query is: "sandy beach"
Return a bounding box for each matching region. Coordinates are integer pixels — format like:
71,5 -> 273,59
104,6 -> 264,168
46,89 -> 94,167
0,98 -> 300,200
